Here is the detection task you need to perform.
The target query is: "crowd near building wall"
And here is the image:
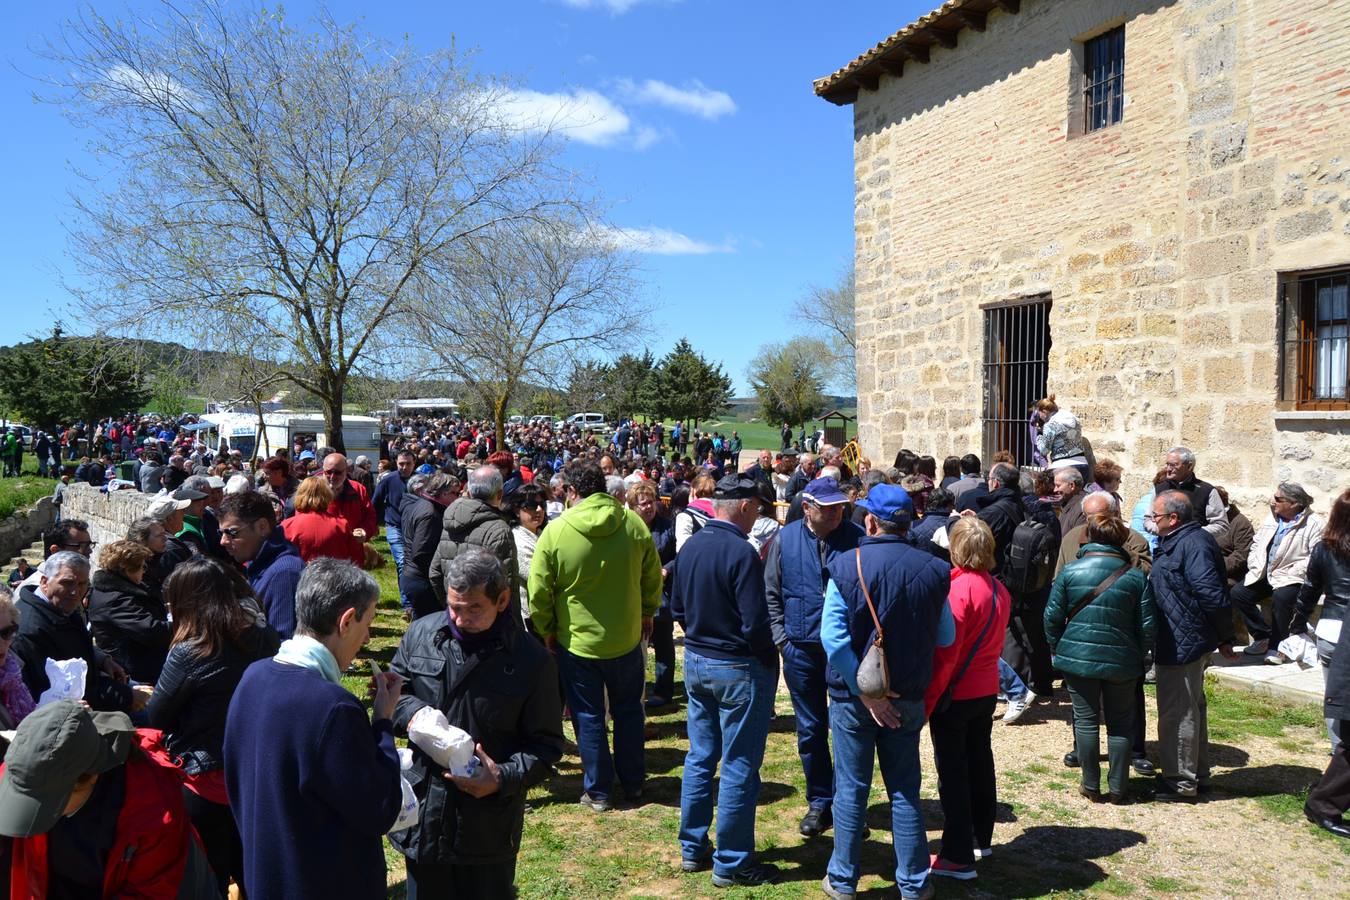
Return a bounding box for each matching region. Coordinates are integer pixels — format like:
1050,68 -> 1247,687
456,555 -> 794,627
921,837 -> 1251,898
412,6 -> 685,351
848,0 -> 1350,509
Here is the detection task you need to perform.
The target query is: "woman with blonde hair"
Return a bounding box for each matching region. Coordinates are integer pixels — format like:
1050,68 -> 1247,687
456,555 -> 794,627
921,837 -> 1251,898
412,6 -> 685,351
924,516 -> 1012,877
1044,512 -> 1156,804
88,539 -> 170,683
280,476 -> 363,566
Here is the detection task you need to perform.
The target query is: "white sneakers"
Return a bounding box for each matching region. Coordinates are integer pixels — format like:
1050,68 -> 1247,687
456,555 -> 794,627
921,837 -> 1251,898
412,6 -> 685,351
1002,689 -> 1037,724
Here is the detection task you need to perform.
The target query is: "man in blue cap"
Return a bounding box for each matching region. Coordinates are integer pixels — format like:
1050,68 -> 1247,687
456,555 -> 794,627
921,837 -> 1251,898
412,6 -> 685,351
819,483 -> 954,900
764,476 -> 864,838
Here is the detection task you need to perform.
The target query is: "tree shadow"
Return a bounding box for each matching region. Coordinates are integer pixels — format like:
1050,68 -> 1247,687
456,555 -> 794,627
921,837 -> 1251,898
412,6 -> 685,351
768,713 -> 801,734
1208,742 -> 1252,768
954,824 -> 1148,899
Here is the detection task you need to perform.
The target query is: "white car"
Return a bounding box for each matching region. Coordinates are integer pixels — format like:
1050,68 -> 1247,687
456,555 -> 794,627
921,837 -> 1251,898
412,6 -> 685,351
558,412 -> 606,432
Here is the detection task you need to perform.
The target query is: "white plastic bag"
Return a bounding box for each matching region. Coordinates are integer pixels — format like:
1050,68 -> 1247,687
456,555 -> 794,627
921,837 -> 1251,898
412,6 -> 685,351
1276,634 -> 1318,669
407,706 -> 477,776
389,748 -> 420,834
37,658 -> 87,707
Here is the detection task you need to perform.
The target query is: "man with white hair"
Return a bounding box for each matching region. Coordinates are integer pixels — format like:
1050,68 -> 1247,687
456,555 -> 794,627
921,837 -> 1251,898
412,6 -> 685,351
606,474 -> 627,504
1159,447 -> 1227,535
429,464 -> 520,619
11,551 -> 142,713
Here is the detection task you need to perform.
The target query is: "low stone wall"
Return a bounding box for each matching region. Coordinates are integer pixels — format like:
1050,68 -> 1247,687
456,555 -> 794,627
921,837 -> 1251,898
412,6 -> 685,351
60,484 -> 155,546
0,496 -> 55,565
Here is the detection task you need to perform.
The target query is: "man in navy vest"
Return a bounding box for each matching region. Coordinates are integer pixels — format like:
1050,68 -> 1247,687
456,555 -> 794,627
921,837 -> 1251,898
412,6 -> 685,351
820,484 -> 954,900
765,476 -> 864,838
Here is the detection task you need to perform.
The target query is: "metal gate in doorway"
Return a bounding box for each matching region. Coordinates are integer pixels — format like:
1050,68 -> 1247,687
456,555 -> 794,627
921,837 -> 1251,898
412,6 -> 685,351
981,295 -> 1052,467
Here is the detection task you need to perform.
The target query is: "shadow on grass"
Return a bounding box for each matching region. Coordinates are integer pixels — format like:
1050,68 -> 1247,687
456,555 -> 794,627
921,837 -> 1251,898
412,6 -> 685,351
1206,762 -> 1324,799
945,824 -> 1148,899
1208,742 -> 1252,768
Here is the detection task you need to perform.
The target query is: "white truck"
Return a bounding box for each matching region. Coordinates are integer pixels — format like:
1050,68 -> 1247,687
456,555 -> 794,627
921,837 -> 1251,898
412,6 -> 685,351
190,411 -> 383,460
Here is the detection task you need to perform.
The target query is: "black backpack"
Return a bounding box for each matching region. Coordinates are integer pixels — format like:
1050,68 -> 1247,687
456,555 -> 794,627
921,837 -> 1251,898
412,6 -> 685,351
1002,513 -> 1058,595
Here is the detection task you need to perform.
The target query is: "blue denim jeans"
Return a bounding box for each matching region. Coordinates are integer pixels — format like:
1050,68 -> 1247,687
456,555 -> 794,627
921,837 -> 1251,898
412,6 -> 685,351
781,641 -> 834,808
827,695 -> 930,898
384,524 -> 409,611
679,650 -> 778,876
557,644 -> 646,801
999,657 -> 1029,701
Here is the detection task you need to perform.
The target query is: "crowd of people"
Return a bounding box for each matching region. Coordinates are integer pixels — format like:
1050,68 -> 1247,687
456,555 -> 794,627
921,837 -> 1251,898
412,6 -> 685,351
0,396 -> 1346,899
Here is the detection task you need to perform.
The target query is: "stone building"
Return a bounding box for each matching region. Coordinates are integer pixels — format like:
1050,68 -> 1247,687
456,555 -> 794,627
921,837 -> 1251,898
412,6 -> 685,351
815,0 -> 1350,508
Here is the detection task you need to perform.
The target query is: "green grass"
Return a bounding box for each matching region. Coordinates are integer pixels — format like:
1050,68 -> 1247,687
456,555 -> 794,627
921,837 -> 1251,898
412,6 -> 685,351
0,476 -> 54,523
1203,673 -> 1324,741
642,408 -> 858,457
1142,875 -> 1194,894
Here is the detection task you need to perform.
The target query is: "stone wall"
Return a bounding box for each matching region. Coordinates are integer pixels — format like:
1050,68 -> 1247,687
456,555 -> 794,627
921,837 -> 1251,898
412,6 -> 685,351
0,497 -> 55,565
60,484 -> 155,547
848,0 -> 1350,511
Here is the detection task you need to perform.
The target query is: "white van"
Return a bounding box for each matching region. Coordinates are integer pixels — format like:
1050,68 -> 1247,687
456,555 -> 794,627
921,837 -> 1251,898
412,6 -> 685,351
559,412 -> 606,432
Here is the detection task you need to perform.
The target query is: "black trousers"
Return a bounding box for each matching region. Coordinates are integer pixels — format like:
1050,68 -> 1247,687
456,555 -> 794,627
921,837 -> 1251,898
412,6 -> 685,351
1229,579 -> 1301,646
649,615 -> 676,700
1062,676 -> 1148,756
182,788 -> 243,896
402,573 -> 441,620
406,858 -> 516,899
1003,592 -> 1055,695
928,695 -> 998,865
1306,722 -> 1350,822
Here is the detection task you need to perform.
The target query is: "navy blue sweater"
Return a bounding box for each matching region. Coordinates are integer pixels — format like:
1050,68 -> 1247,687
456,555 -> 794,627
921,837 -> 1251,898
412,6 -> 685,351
223,658 -> 403,900
372,472 -> 409,528
671,519 -> 776,665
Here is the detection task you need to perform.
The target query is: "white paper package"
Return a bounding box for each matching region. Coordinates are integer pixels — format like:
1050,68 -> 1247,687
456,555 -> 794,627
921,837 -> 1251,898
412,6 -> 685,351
407,706 -> 477,776
37,658 -> 87,708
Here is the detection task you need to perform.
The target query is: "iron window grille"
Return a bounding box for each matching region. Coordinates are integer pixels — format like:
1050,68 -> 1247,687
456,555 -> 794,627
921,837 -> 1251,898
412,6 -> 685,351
1278,268 -> 1350,410
1083,26 -> 1124,133
982,295 -> 1052,467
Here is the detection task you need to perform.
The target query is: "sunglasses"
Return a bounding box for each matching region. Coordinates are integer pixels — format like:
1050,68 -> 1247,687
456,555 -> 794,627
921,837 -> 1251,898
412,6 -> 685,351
0,624 -> 18,641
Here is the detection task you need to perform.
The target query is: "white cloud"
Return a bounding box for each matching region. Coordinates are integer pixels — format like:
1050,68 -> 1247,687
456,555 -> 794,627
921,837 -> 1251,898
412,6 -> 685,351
493,88 -> 632,147
559,0 -> 676,13
599,226 -> 734,255
617,79 -> 737,120
104,64 -> 197,109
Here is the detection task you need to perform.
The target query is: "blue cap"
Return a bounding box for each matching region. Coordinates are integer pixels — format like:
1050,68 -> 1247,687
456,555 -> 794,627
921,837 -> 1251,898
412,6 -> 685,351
298,450 -> 316,461
801,477 -> 848,506
857,483 -> 914,525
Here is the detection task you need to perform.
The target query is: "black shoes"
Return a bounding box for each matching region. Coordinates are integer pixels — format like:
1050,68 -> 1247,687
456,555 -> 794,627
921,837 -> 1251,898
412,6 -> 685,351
681,849 -> 713,872
1131,757 -> 1157,776
645,695 -> 670,710
1153,781 -> 1197,803
800,805 -> 833,837
711,862 -> 782,887
1063,749 -> 1080,768
1307,813 -> 1350,839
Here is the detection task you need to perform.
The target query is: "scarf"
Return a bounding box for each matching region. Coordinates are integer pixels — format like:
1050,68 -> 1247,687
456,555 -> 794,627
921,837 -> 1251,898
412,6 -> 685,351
0,653 -> 36,727
274,635 -> 342,685
446,611 -> 508,655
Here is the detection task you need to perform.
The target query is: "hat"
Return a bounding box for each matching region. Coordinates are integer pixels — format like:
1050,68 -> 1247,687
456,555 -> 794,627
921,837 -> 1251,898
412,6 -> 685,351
714,473 -> 759,500
224,474 -> 252,494
0,701 -> 134,838
801,477 -> 848,506
204,475 -> 226,490
856,483 -> 915,526
146,494 -> 191,520
172,486 -> 208,502
298,450 -> 315,461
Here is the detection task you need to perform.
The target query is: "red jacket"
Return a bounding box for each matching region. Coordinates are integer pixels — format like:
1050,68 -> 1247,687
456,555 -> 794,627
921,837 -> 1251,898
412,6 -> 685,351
282,511 -> 365,566
925,567 -> 1012,715
5,741 -> 198,899
327,479 -> 378,540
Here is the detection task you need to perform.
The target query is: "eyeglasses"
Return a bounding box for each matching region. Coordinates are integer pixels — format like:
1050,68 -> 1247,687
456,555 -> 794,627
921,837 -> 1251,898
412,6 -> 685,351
0,624 -> 18,640
61,541 -> 96,553
1272,495 -> 1291,503
220,526 -> 247,538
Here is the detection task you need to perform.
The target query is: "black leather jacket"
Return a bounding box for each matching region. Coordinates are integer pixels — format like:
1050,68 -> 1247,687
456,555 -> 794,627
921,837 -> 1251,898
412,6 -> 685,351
145,624 -> 279,774
389,615 -> 564,866
88,570 -> 172,684
1292,542 -> 1350,636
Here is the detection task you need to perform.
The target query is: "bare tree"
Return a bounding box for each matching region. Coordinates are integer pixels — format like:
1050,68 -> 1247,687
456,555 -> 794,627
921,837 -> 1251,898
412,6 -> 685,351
795,266 -> 856,390
43,1 -> 570,452
407,218 -> 643,440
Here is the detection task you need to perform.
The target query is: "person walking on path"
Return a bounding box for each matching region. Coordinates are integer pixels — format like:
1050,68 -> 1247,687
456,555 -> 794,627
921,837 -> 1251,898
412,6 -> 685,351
670,474 -> 782,888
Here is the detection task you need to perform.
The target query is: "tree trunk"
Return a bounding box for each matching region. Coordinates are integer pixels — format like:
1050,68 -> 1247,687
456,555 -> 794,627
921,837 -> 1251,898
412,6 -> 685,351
323,379 -> 347,455
493,392 -> 510,454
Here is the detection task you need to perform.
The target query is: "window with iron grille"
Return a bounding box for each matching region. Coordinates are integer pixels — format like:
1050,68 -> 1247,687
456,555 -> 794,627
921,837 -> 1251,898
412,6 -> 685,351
1279,268 -> 1350,410
1083,26 -> 1124,132
982,296 -> 1052,467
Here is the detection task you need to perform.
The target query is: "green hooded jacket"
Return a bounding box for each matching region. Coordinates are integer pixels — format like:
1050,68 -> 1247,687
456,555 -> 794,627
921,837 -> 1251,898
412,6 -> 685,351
528,492 -> 663,660
1044,542 -> 1157,682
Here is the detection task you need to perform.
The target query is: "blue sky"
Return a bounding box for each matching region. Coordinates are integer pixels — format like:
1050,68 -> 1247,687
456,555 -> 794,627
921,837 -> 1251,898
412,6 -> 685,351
0,0 -> 931,393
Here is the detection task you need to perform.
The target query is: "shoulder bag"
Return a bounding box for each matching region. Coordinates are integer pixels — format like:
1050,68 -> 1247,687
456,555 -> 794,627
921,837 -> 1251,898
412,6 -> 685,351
854,548 -> 891,699
1064,552 -> 1131,624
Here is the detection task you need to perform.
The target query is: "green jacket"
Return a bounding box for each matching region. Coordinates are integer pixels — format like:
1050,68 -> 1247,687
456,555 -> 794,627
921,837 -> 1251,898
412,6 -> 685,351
528,492 -> 663,660
1044,542 -> 1157,682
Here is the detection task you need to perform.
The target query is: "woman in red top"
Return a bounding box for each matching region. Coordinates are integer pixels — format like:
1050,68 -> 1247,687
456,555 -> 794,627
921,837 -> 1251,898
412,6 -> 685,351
924,516 -> 1012,880
280,477 -> 364,566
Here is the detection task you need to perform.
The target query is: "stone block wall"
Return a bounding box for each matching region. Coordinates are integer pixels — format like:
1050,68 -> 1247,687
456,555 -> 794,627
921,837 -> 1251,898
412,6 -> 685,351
0,497 -> 55,565
61,484 -> 155,547
849,0 -> 1350,511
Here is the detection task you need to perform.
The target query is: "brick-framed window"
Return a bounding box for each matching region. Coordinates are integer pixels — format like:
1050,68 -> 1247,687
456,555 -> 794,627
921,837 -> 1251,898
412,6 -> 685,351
1083,26 -> 1124,133
1278,267 -> 1350,411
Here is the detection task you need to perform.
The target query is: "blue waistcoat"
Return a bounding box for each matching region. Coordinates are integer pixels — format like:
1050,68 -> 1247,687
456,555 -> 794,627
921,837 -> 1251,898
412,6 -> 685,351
781,518 -> 864,644
824,535 -> 951,701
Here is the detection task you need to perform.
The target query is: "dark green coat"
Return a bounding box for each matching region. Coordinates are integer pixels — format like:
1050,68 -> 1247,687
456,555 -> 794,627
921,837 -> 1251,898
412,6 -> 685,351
1045,543 -> 1157,682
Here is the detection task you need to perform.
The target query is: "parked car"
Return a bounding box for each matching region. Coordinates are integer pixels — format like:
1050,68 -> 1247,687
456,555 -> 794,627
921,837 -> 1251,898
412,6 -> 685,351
508,415 -> 526,426
557,412 -> 606,432
529,415 -> 555,427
